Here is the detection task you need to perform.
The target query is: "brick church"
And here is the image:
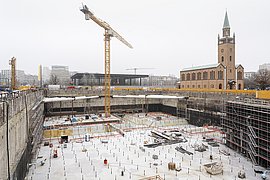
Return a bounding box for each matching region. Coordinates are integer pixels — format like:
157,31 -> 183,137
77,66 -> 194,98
180,12 -> 244,90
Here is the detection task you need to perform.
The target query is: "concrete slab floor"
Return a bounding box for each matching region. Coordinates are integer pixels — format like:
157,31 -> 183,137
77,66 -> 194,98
26,113 -> 265,180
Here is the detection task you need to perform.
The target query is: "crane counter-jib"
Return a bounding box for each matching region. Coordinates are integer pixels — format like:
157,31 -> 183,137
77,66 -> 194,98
80,5 -> 110,30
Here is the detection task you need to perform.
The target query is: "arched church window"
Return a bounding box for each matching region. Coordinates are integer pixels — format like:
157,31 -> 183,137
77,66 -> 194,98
192,73 -> 196,80
218,71 -> 223,80
197,72 -> 201,80
186,73 -> 190,81
203,72 -> 208,80
210,71 -> 215,80
181,74 -> 185,81
237,71 -> 243,80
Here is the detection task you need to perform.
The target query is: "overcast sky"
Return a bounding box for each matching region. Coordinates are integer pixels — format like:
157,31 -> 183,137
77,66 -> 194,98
1,0 -> 269,76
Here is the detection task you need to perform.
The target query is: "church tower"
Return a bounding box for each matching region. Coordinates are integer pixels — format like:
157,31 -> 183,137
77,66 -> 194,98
218,11 -> 236,89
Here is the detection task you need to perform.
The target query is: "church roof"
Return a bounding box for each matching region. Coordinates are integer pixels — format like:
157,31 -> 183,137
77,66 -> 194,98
181,63 -> 220,72
235,64 -> 244,69
223,11 -> 230,28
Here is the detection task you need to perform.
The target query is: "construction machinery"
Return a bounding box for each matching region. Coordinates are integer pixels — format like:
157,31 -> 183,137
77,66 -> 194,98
238,170 -> 246,179
126,67 -> 154,75
80,4 -> 133,117
203,162 -> 223,175
9,57 -> 16,90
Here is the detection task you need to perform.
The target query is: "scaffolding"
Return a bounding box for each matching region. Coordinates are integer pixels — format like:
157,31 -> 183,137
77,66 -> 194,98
221,98 -> 270,168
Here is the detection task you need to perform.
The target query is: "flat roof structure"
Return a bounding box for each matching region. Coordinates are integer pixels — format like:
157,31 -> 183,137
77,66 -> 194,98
71,73 -> 149,86
71,73 -> 149,80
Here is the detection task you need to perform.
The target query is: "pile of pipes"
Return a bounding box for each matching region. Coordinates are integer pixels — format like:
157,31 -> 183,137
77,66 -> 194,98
175,146 -> 193,155
219,149 -> 230,156
144,130 -> 187,148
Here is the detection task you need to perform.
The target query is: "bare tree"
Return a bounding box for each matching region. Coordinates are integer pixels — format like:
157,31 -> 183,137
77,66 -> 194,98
49,74 -> 59,85
255,69 -> 270,90
244,74 -> 256,90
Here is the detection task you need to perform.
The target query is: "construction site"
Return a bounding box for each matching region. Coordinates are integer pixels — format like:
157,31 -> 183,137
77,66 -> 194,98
26,113 -> 261,180
0,87 -> 269,180
1,2 -> 270,180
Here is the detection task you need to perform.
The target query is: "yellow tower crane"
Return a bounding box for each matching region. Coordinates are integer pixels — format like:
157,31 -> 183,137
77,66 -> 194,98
80,4 -> 133,117
9,57 -> 16,90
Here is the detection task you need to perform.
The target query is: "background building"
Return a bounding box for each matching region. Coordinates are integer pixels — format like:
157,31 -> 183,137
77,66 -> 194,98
259,63 -> 270,71
0,69 -> 38,87
142,75 -> 178,87
244,72 -> 256,79
180,12 -> 244,90
51,65 -> 70,85
0,70 -> 10,87
42,66 -> 51,84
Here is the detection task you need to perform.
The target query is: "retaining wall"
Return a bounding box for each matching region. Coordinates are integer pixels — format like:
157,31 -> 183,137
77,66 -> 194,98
0,90 -> 44,180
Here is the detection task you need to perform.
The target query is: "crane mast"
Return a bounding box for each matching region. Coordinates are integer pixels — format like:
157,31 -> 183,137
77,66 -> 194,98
80,4 -> 132,117
104,30 -> 111,117
9,57 -> 16,90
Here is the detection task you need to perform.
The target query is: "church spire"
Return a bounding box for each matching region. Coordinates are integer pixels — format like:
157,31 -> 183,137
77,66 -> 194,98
222,11 -> 230,37
223,11 -> 230,28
